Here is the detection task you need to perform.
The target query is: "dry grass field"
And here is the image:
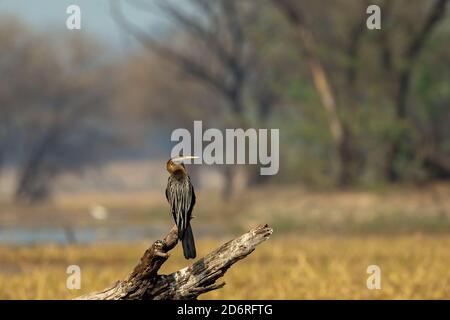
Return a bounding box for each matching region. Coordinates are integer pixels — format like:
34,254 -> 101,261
0,234 -> 449,299
0,183 -> 449,299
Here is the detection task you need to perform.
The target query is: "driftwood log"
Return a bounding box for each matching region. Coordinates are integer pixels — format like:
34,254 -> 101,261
76,224 -> 272,300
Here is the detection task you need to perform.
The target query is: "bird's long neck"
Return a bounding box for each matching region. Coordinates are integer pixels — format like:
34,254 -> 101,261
172,169 -> 187,181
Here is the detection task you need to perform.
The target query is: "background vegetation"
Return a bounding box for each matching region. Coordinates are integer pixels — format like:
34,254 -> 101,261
0,0 -> 449,299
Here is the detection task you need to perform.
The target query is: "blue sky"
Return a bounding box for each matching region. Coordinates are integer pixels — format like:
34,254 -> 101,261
0,0 -> 170,52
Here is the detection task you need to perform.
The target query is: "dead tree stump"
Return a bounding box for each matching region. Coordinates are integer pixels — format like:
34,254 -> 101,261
76,224 -> 273,300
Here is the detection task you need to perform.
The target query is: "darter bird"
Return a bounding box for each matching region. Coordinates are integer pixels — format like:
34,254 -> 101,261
166,156 -> 198,259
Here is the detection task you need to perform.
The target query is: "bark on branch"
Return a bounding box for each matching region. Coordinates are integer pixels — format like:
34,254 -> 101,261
76,224 -> 273,300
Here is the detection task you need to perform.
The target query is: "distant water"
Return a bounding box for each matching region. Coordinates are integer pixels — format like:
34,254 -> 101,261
0,225 -> 226,245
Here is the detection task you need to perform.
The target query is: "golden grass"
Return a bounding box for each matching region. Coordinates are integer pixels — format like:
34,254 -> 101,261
0,184 -> 449,299
0,234 -> 449,299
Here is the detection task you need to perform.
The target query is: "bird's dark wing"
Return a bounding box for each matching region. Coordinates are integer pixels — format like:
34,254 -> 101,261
166,176 -> 196,239
190,185 -> 196,212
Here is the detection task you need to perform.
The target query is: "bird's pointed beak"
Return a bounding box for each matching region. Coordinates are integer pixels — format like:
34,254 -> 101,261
171,155 -> 199,163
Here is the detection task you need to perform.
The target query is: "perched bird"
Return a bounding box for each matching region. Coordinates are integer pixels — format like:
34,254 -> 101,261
165,156 -> 198,259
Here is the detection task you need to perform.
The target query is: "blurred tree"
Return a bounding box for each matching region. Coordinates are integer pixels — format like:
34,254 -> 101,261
272,0 -> 449,184
375,0 -> 449,181
108,0 -> 450,187
272,0 -> 369,186
111,0 -> 279,197
0,17 -> 118,203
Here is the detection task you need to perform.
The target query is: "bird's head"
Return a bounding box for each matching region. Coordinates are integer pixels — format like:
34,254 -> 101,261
166,156 -> 198,175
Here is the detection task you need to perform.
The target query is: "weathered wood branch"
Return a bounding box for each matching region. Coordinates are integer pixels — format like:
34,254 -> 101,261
76,224 -> 272,300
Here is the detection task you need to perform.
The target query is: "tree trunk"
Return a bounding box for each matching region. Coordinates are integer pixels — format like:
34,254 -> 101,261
14,125 -> 62,203
384,0 -> 448,181
222,166 -> 234,200
337,125 -> 357,186
76,224 -> 273,300
0,150 -> 3,179
274,0 -> 357,185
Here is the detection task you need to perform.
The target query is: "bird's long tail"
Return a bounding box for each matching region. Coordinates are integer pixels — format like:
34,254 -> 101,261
181,224 -> 196,259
